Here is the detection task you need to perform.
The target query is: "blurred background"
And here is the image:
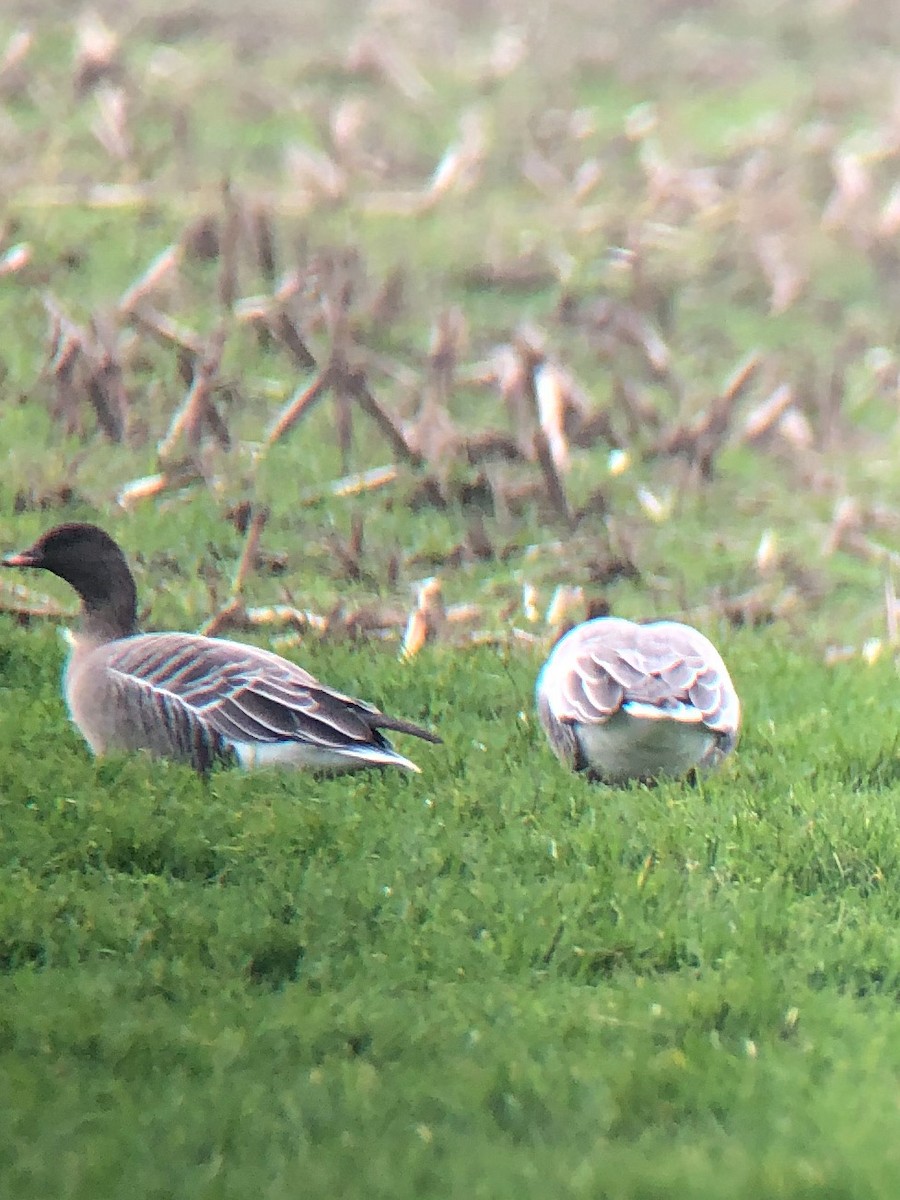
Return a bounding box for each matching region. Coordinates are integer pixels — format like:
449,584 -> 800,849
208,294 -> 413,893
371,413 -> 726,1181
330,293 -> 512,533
1,0 -> 900,656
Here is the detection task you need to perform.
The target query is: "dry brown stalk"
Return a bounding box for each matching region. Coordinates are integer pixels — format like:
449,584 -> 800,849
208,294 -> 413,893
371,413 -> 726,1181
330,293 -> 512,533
83,354 -> 125,442
654,360 -> 749,477
404,308 -> 465,464
73,10 -> 119,94
249,204 -> 278,286
197,602 -> 330,641
401,577 -> 446,659
233,296 -> 272,325
533,428 -> 573,526
118,245 -> 182,314
704,583 -> 801,629
41,295 -> 84,434
199,598 -> 246,638
41,295 -> 130,443
129,307 -> 203,357
753,232 -> 805,314
490,344 -> 533,452
721,351 -> 763,405
741,383 -> 793,443
545,584 -> 586,641
342,369 -> 424,467
218,181 -> 240,312
266,366 -> 334,447
533,361 -> 578,472
158,329 -> 229,459
822,497 -> 861,557
181,214 -> 220,262
49,331 -> 82,435
299,466 -> 400,507
230,506 -> 270,597
270,309 -> 317,370
117,467 -> 202,510
326,514 -> 370,584
245,606 -> 328,633
614,305 -> 671,378
0,29 -> 33,97
834,530 -> 900,571
333,376 -> 355,470
462,432 -> 525,464
91,85 -> 131,162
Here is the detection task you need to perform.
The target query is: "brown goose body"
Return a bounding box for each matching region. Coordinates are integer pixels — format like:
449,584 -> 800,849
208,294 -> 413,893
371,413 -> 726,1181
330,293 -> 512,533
536,616 -> 740,784
3,523 -> 440,774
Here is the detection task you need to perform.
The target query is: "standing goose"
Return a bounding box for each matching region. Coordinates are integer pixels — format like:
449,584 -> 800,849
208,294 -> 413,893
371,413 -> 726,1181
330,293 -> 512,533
2,522 -> 441,774
535,616 -> 740,784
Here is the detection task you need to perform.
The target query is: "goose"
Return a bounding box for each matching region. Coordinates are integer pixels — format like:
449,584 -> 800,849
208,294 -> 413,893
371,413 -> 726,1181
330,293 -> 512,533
2,522 -> 441,774
535,616 -> 740,784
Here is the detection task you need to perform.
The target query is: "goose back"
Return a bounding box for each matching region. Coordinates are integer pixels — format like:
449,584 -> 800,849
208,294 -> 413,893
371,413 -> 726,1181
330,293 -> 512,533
67,631 -> 439,773
536,617 -> 740,782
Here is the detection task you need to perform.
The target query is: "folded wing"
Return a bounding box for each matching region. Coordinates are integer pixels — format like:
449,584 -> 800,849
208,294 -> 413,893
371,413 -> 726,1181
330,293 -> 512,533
103,632 -> 439,771
543,618 -> 739,737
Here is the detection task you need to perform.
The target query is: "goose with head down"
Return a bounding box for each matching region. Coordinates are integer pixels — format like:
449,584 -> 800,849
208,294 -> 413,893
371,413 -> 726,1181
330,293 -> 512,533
535,616 -> 740,784
2,522 -> 441,774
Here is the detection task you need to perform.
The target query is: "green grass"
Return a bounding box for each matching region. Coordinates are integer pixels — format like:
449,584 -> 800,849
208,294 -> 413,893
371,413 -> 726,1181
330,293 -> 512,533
2,0 -> 900,1195
1,628 -> 900,1198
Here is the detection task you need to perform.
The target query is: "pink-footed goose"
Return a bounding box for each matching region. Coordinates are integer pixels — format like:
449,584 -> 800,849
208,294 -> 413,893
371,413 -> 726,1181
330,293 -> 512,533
535,616 -> 740,784
2,523 -> 441,774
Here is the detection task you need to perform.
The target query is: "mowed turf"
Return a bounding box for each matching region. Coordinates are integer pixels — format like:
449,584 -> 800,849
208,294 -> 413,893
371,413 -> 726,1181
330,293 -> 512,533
1,621 -> 900,1199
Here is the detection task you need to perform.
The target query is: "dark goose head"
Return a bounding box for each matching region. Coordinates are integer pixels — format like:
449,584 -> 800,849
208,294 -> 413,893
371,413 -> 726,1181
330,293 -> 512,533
3,522 -> 138,640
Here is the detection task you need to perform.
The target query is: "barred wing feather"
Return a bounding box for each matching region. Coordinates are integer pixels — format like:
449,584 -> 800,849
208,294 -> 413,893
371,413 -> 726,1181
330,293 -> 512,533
543,618 -> 739,736
102,632 -> 438,769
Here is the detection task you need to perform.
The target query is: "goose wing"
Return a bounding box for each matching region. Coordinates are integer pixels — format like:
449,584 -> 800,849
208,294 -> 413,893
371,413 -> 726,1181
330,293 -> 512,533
102,632 -> 440,759
539,618 -> 739,736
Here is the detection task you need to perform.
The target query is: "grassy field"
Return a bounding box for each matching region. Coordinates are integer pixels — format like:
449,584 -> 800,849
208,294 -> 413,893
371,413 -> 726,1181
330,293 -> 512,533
2,1 -> 900,1196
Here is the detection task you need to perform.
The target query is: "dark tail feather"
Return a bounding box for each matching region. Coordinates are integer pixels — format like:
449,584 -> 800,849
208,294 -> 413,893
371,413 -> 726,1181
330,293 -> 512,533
371,711 -> 442,744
